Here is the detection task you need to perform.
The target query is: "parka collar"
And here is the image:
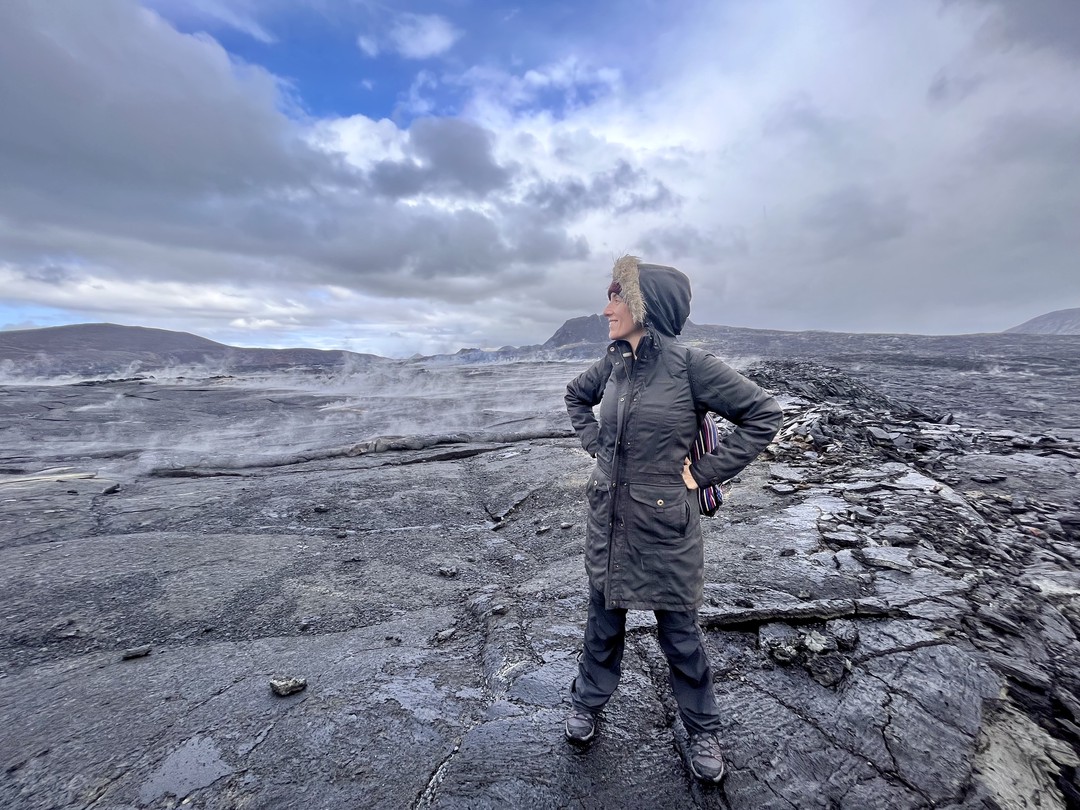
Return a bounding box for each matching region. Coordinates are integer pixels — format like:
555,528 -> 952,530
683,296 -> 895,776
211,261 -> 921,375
606,328 -> 664,362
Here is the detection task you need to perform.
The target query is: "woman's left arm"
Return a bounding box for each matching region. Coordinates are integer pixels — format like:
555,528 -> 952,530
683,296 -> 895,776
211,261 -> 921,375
687,351 -> 783,488
565,357 -> 610,458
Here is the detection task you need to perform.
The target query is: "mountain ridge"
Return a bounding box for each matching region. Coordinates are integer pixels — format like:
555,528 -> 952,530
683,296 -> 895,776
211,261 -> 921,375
0,322 -> 387,377
1005,307 -> 1080,335
3,312 -> 1078,378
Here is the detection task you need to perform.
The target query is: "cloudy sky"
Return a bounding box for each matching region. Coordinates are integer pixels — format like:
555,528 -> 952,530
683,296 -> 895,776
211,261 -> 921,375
1,0 -> 1078,356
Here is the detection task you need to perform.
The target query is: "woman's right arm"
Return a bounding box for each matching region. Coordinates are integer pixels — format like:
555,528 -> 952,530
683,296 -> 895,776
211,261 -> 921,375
565,358 -> 610,458
687,351 -> 783,487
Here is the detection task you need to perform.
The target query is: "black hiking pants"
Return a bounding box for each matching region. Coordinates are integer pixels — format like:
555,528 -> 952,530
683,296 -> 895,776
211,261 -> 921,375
570,585 -> 722,736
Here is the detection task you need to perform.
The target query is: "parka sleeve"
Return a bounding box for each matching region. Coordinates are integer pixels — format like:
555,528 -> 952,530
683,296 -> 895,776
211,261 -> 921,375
687,351 -> 783,488
565,357 -> 610,457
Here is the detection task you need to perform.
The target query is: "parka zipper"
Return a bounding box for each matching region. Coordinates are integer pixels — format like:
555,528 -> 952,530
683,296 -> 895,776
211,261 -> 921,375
606,334 -> 646,596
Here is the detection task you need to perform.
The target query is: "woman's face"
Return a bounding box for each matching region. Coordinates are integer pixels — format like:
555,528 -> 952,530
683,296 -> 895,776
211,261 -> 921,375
603,293 -> 645,343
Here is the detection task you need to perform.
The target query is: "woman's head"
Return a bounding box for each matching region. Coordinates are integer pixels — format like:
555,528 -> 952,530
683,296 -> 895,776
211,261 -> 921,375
607,255 -> 692,338
603,290 -> 645,344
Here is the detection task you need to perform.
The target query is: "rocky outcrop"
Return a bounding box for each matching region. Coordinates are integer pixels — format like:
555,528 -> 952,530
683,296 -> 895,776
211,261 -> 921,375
543,314 -> 609,347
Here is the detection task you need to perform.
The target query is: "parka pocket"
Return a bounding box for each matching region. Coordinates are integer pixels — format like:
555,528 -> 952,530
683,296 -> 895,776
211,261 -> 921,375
585,467 -> 612,537
627,484 -> 690,542
586,467 -> 611,509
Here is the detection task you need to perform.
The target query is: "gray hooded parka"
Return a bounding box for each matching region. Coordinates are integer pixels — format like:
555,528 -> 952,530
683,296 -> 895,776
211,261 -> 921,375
566,257 -> 783,611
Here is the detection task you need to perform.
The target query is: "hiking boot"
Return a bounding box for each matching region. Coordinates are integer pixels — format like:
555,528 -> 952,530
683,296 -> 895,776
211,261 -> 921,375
688,732 -> 726,783
564,709 -> 597,744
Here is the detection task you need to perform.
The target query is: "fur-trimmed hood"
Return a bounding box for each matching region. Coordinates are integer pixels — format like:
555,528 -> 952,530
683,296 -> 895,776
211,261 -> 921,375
610,255 -> 692,337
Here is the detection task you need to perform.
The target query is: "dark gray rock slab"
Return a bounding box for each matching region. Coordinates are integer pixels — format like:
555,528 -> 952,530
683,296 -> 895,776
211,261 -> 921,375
2,354 -> 1078,809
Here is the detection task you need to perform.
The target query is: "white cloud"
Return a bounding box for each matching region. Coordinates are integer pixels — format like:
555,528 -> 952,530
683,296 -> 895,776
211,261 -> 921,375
397,69 -> 440,117
307,114 -> 408,170
144,0 -> 276,43
0,263 -> 309,322
388,13 -> 461,59
356,34 -> 379,58
358,12 -> 461,61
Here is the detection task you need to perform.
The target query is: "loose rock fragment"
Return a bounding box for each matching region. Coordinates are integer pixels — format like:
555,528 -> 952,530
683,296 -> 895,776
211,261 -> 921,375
270,677 -> 307,697
855,546 -> 914,572
878,523 -> 916,546
1056,513 -> 1080,541
437,565 -> 459,578
101,483 -> 121,495
867,427 -> 893,443
849,506 -> 877,524
770,464 -> 807,483
826,619 -> 860,650
759,623 -> 801,665
804,630 -> 838,654
806,652 -> 847,687
433,628 -> 456,645
822,531 -> 865,549
121,644 -> 152,660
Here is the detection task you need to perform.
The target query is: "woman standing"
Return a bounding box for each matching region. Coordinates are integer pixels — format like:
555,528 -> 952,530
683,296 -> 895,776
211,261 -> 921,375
564,255 -> 783,783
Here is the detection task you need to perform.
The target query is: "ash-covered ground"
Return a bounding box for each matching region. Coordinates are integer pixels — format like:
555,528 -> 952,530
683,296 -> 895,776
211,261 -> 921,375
1,333 -> 1079,809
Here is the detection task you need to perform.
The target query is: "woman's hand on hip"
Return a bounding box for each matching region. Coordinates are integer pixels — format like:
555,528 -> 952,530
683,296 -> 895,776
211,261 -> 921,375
682,458 -> 699,490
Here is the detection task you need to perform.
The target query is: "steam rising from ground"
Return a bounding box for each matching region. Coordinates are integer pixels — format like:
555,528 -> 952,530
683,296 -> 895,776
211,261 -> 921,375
0,360 -> 596,477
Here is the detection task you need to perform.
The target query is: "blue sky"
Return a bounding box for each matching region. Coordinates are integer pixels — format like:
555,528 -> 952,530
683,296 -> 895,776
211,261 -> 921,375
155,1 -> 659,122
2,0 -> 1080,356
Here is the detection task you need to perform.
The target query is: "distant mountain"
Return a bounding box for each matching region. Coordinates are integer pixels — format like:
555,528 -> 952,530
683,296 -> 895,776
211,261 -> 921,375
543,314 -> 608,347
1005,308 -> 1080,335
541,315 -> 802,352
0,323 -> 388,377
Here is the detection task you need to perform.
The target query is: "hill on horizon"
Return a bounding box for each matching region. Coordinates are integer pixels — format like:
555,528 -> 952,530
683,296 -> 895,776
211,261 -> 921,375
0,322 -> 386,377
1005,308 -> 1080,335
4,308 -> 1079,379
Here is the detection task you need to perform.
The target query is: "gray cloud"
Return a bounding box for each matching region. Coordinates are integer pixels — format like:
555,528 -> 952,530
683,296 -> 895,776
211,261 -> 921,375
762,94 -> 835,141
759,93 -> 884,173
0,0 -> 595,313
801,186 -> 913,258
20,265 -> 72,285
0,2 -> 337,197
524,160 -> 679,222
639,224 -> 749,263
927,69 -> 985,106
962,0 -> 1080,60
370,118 -> 513,198
979,112 -> 1080,166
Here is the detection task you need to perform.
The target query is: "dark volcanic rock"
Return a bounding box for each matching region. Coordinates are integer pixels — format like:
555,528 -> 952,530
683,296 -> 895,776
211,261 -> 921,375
1,333 -> 1079,809
805,651 -> 846,686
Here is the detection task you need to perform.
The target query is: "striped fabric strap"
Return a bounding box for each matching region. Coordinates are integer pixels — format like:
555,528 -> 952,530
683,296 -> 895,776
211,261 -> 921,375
691,413 -> 724,516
